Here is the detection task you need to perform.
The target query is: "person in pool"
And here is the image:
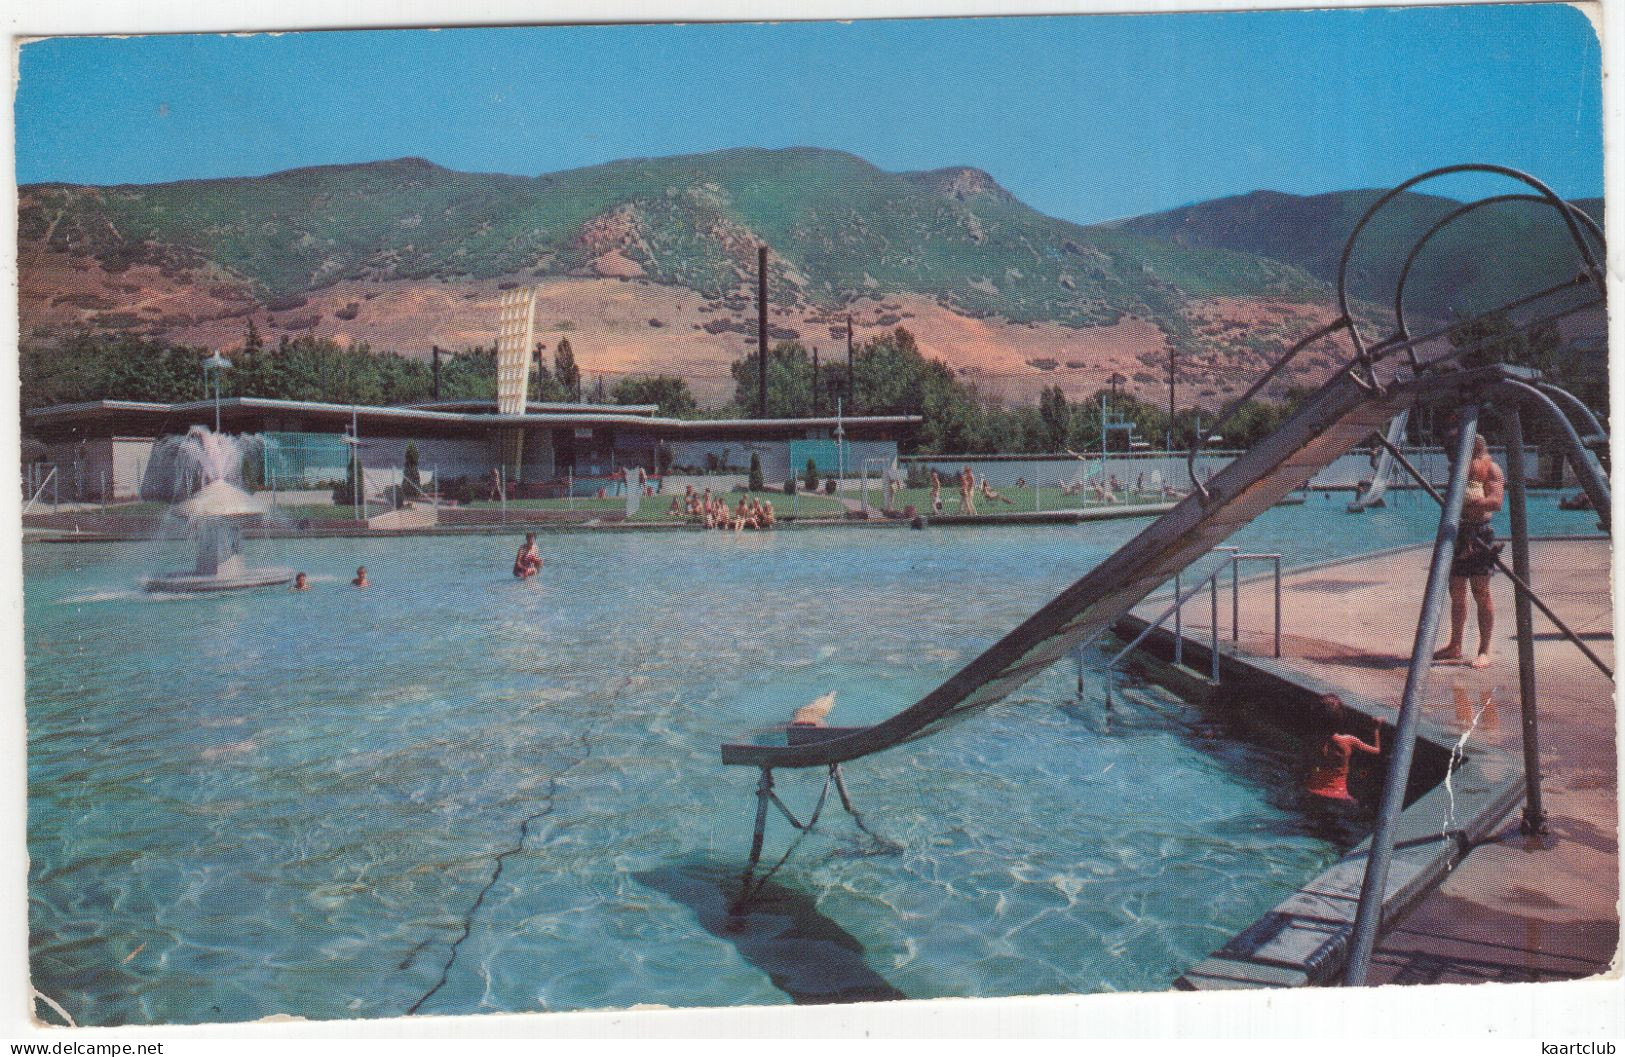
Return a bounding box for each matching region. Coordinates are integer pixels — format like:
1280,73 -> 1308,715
1434,413 -> 1505,669
352,566 -> 369,588
293,572 -> 310,591
1305,693 -> 1382,802
513,533 -> 543,579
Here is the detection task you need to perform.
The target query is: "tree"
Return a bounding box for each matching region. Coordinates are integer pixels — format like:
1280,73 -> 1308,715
805,457 -> 820,491
1038,385 -> 1069,452
748,452 -> 765,492
554,338 -> 581,400
403,440 -> 421,494
610,375 -> 697,416
730,341 -> 817,417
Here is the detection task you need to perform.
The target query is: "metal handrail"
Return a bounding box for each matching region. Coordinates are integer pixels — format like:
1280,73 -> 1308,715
1229,554 -> 1284,659
22,466 -> 57,517
1173,546 -> 1239,663
1099,563 -> 1227,708
1086,546 -> 1285,708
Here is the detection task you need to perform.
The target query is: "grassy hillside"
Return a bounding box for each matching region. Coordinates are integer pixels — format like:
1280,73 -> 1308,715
1116,189 -> 1604,322
20,147 -> 1322,328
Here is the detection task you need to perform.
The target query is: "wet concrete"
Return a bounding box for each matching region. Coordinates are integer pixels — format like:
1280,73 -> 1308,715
1159,537 -> 1617,985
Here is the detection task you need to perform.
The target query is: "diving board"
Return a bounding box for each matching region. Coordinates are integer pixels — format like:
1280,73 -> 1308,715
722,366 -> 1446,770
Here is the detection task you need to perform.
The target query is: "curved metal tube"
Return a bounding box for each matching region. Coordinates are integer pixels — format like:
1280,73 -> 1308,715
1393,193 -> 1605,360
1185,315 -> 1351,497
1536,381 -> 1608,445
1335,164 -> 1605,368
1495,379 -> 1611,529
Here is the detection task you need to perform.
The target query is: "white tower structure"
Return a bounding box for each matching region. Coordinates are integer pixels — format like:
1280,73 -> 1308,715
494,285 -> 538,476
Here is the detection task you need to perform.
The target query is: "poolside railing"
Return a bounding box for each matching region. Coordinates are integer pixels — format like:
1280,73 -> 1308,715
1086,545 -> 1283,708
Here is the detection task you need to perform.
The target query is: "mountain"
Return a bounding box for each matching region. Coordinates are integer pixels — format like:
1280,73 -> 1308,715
19,148 -> 1595,407
1115,188 -> 1604,323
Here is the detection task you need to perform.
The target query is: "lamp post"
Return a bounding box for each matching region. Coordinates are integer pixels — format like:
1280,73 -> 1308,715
203,351 -> 232,434
342,415 -> 366,522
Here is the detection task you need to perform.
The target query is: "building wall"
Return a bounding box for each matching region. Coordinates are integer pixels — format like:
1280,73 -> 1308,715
667,438 -> 898,481
906,447 -> 1544,491
38,438 -> 156,501
347,436 -> 493,483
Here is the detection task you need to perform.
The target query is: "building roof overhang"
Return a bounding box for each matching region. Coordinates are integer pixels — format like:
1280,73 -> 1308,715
25,397 -> 921,436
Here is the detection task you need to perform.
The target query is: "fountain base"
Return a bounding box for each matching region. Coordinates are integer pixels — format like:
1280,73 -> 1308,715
143,566 -> 296,593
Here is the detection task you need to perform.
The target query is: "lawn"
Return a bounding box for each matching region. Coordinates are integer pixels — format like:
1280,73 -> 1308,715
464,490 -> 852,521
883,485 -> 1170,515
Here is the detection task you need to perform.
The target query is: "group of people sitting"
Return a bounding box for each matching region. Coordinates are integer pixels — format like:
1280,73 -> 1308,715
927,466 -> 1185,512
667,484 -> 777,531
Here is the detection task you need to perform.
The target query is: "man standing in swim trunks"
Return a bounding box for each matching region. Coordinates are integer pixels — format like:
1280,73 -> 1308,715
1435,417 -> 1504,668
958,465 -> 976,515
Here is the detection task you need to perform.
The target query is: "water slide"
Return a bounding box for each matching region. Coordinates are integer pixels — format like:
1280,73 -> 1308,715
1346,411 -> 1410,512
721,366 -> 1431,770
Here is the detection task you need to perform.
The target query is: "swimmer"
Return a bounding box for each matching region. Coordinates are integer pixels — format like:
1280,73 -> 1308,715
930,469 -> 944,514
352,566 -> 369,588
1305,694 -> 1381,802
761,500 -> 776,529
668,496 -> 683,517
513,533 -> 543,579
293,572 -> 310,591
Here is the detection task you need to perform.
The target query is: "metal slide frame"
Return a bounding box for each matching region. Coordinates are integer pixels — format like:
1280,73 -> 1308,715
718,166 -> 1610,943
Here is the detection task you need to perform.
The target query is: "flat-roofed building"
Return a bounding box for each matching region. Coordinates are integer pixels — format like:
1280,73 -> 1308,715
23,396 -> 920,501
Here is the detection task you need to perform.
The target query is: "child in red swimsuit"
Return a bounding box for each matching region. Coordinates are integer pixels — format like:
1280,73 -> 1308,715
1306,693 -> 1382,801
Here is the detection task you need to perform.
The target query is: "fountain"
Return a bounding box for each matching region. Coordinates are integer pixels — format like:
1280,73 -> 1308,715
143,426 -> 294,593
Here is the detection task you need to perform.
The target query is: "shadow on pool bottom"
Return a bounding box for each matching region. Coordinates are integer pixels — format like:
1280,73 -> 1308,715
635,863 -> 907,1005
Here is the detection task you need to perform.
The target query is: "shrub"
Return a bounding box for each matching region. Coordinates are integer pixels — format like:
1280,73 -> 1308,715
805,457 -> 820,491
824,479 -> 836,495
748,453 -> 764,492
403,441 -> 421,495
783,477 -> 796,496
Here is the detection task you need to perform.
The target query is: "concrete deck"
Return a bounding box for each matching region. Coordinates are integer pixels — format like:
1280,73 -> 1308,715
1152,537 -> 1617,986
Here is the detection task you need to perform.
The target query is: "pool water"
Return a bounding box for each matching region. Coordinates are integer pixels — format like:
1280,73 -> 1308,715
23,492 -> 1596,1024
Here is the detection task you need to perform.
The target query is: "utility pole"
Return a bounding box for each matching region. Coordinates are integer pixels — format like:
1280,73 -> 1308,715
758,245 -> 769,419
1166,347 -> 1177,452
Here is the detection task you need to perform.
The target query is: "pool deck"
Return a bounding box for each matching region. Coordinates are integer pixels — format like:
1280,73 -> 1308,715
1134,536 -> 1617,988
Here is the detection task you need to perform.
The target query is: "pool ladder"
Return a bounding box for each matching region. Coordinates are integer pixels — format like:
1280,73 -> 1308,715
1079,545 -> 1283,708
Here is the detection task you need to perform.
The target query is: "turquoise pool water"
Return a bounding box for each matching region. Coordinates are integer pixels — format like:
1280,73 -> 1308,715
24,492 -> 1597,1024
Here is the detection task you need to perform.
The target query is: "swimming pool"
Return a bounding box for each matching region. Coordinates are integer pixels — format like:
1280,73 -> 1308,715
23,492 -> 1597,1024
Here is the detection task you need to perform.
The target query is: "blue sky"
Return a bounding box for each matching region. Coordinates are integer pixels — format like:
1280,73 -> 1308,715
14,5 -> 1603,223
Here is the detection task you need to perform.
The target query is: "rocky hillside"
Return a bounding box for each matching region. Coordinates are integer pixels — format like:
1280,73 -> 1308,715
21,148 -> 1593,407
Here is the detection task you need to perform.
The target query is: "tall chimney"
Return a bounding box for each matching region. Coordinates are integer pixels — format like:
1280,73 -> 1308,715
846,314 -> 855,412
757,246 -> 769,418
812,347 -> 821,416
